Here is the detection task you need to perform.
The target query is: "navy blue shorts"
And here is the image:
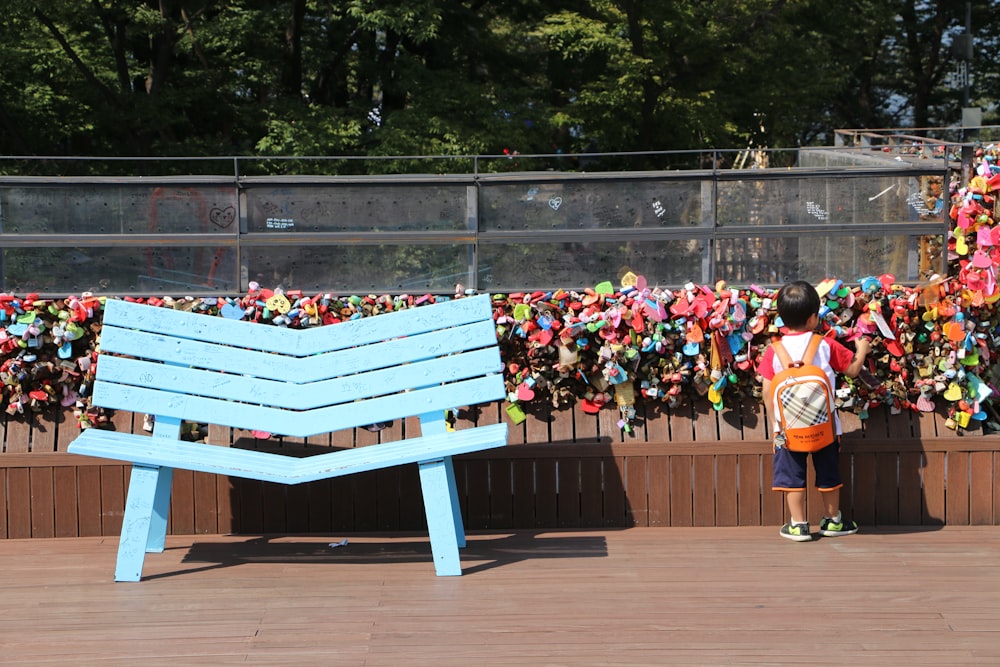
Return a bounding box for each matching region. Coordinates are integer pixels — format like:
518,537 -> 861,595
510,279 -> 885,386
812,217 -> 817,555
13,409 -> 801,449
772,439 -> 842,492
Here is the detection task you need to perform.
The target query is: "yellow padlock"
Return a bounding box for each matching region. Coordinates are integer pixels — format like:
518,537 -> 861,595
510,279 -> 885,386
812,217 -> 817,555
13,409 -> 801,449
265,293 -> 291,314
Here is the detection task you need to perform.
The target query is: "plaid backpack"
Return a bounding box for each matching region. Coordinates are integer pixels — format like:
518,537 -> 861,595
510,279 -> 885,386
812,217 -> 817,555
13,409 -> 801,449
767,334 -> 836,452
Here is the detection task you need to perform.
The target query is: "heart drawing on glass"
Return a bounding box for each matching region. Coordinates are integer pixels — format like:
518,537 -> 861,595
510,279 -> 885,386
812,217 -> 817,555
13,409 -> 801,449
209,206 -> 236,229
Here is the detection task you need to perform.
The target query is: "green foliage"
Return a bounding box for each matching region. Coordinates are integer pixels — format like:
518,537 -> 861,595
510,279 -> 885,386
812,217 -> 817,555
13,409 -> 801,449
0,0 -> 993,165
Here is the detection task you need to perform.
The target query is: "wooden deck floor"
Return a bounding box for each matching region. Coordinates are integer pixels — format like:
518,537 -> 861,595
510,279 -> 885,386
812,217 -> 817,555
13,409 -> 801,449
2,527 -> 1000,666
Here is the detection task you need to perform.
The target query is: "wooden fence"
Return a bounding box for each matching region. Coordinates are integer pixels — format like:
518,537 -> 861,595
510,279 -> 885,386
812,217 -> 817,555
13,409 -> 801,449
2,399 -> 999,539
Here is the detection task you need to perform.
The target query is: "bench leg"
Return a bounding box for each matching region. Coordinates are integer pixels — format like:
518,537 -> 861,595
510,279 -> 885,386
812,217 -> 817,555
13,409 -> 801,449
418,456 -> 464,576
115,464 -> 168,582
145,467 -> 174,553
443,456 -> 466,548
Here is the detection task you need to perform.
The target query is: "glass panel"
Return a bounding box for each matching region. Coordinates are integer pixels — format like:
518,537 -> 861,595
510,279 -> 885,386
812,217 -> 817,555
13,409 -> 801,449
244,184 -> 469,233
479,179 -> 711,231
1,246 -> 237,293
716,174 -> 943,226
714,234 -> 944,285
0,186 -> 238,234
244,244 -> 472,293
478,239 -> 708,291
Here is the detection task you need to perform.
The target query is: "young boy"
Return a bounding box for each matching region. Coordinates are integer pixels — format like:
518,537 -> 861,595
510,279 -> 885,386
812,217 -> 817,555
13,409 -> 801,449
757,280 -> 871,542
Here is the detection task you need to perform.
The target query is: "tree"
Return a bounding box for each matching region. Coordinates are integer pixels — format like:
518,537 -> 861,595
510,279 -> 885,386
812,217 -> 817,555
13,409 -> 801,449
0,0 -> 997,168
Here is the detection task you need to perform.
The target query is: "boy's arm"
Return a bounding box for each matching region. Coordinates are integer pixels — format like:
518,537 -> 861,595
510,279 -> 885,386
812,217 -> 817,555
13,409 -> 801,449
841,337 -> 871,378
757,346 -> 775,401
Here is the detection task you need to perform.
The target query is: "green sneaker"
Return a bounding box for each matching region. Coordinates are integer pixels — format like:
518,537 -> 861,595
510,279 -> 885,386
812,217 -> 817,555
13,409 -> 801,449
780,522 -> 812,542
819,516 -> 859,537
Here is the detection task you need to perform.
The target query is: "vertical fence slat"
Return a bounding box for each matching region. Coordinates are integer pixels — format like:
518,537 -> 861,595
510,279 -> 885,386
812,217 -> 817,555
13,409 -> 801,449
217,475 -> 236,534
55,410 -> 78,452
260,483 -> 288,533
556,458 -> 581,528
897,451 -> 923,525
692,456 -> 715,527
642,401 -> 669,443
464,459 -> 492,530
743,399 -> 769,441
374,467 -> 401,531
29,468 -> 54,538
670,402 -> 696,444
549,407 -> 574,443
598,407 -> 622,445
737,454 -> 762,526
946,452 -> 970,525
623,456 -> 648,526
284,480 -> 312,533
922,452 -> 946,524
6,468 -> 30,538
170,469 -> 196,535
994,452 -> 1000,527
53,466 -> 78,537
351,472 -> 379,531
330,476 -> 355,532
525,407 -> 550,446
852,452 -> 877,526
669,455 -> 693,527
646,455 -> 669,527
839,448 -> 856,521
399,465 -> 424,530
715,454 -> 738,527
31,418 -> 57,453
602,457 -> 627,527
99,466 -> 126,537
573,405 -> 600,445
875,452 -> 900,525
489,459 -> 513,529
77,466 -> 103,536
512,460 -> 534,527
969,450 -> 993,525
504,403 -> 528,445
303,479 -> 332,532
761,453 -> 785,526
0,468 -> 6,538
5,419 -> 29,454
234,479 -> 263,533
579,458 -> 603,528
534,459 -> 557,528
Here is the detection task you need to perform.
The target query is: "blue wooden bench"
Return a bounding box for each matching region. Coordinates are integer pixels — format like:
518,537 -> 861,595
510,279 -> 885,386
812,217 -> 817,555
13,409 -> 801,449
68,294 -> 508,581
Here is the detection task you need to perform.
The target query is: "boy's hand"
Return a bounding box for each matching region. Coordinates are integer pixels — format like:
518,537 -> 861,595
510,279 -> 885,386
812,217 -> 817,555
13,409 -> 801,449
855,336 -> 871,358
843,336 -> 872,380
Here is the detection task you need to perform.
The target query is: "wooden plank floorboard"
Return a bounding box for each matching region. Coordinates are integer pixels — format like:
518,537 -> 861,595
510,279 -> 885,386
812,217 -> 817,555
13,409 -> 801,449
1,527 -> 999,665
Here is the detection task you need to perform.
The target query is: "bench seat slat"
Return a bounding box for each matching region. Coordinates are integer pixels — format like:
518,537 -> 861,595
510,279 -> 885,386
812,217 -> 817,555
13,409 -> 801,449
97,347 -> 502,409
68,423 -> 509,484
98,320 -> 498,384
92,375 -> 505,438
103,297 -> 492,357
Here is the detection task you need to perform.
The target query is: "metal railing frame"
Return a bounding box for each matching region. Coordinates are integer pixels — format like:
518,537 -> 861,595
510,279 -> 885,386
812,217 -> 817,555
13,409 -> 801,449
0,147 -> 955,296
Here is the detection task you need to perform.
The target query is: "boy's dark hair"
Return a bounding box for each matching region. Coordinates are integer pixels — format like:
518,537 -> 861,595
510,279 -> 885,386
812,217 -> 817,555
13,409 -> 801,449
776,280 -> 820,329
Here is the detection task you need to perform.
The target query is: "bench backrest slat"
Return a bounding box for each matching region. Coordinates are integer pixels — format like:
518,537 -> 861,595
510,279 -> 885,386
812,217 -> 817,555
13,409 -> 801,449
98,320 -> 498,383
102,297 -> 491,356
90,294 -> 506,437
92,375 -> 502,438
96,347 -> 501,410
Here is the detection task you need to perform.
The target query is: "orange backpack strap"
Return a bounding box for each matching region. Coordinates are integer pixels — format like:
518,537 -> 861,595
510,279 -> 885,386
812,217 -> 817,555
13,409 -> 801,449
801,333 -> 823,365
771,333 -> 822,369
771,337 -> 793,370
